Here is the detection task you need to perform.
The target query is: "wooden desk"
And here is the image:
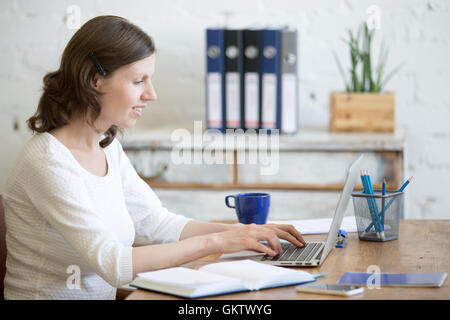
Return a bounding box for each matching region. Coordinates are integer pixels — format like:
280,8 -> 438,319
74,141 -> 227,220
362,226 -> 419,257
126,220 -> 449,300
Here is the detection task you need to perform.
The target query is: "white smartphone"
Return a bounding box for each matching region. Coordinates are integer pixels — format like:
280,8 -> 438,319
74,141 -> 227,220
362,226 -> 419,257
296,283 -> 364,296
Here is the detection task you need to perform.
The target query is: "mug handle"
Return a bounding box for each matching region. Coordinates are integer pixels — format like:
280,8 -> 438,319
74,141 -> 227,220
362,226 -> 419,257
225,195 -> 236,209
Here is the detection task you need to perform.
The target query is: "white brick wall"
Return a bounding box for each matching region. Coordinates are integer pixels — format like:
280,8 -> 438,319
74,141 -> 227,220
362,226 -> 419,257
1,0 -> 449,219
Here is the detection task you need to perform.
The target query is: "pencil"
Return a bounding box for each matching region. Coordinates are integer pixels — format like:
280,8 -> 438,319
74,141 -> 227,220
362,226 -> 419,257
362,172 -> 384,238
381,178 -> 386,226
398,176 -> 413,192
366,171 -> 384,238
361,172 -> 381,235
384,176 -> 413,212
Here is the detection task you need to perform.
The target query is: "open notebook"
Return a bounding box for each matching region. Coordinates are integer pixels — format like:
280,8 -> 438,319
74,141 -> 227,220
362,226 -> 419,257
130,259 -> 316,298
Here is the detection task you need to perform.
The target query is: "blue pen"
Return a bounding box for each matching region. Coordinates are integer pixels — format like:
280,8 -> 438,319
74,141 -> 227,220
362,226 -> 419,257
361,172 -> 381,235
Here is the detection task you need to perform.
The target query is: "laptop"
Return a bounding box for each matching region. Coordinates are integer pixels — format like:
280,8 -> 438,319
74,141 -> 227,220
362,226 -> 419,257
218,154 -> 364,267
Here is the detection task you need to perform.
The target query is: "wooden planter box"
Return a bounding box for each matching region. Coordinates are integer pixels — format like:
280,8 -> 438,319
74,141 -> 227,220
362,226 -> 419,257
329,92 -> 395,133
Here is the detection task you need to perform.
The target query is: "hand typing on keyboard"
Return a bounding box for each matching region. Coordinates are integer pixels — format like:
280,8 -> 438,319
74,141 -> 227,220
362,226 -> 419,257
212,223 -> 306,257
264,223 -> 306,248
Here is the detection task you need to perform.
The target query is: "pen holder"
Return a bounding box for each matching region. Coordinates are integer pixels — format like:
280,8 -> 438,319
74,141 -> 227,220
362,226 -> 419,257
351,191 -> 403,242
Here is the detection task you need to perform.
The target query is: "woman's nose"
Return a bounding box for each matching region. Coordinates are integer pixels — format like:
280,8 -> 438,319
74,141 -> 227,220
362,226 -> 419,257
142,82 -> 157,101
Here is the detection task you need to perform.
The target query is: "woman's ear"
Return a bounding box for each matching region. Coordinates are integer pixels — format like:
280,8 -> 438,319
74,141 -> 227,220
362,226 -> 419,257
93,73 -> 101,90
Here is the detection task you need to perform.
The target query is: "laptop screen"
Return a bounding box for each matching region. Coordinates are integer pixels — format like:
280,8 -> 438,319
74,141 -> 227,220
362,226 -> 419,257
319,154 -> 363,264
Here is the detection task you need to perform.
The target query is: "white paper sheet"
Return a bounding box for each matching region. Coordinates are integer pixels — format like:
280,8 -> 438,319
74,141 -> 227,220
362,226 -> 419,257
267,216 -> 358,234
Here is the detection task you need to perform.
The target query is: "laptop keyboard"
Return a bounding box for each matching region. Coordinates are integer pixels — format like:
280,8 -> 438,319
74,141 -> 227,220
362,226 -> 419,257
261,242 -> 323,262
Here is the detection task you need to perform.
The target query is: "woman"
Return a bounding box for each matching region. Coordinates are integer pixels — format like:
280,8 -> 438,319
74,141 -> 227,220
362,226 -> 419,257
3,15 -> 305,300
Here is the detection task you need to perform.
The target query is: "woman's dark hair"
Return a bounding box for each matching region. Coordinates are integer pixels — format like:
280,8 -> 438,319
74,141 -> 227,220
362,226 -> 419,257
27,15 -> 155,148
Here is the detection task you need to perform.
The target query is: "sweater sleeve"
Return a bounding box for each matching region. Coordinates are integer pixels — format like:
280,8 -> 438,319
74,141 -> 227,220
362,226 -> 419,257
23,154 -> 133,288
116,140 -> 192,246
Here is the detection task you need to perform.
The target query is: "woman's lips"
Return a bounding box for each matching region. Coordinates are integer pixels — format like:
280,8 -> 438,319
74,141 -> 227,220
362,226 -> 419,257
131,105 -> 144,117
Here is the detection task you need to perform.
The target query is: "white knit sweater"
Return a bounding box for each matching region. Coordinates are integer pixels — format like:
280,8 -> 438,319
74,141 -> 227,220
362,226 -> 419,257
3,132 -> 191,300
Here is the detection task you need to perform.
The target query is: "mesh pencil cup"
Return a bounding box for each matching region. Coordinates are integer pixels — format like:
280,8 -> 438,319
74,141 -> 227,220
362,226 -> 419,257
351,191 -> 403,242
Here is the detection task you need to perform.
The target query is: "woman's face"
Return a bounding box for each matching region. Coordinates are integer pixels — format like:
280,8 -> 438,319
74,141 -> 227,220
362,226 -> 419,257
94,54 -> 157,129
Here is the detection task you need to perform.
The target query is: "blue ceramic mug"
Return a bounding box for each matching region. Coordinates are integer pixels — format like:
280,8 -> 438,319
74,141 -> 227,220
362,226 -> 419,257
225,193 -> 270,224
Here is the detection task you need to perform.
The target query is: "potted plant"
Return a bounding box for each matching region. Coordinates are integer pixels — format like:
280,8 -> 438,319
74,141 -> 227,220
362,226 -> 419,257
329,23 -> 403,133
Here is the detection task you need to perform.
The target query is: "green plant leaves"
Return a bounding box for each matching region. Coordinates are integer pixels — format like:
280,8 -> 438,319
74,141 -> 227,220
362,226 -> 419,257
334,22 -> 402,93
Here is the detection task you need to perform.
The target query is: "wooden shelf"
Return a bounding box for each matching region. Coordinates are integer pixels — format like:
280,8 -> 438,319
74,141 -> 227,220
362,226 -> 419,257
144,180 -> 394,191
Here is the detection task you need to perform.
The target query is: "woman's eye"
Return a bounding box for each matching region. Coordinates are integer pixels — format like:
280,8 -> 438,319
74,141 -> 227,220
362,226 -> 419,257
135,80 -> 144,85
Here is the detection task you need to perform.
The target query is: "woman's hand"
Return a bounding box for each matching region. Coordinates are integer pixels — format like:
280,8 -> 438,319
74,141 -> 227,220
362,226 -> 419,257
262,223 -> 306,248
211,223 -> 306,257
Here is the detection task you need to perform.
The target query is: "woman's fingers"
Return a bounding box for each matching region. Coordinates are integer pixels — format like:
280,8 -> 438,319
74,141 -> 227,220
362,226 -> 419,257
246,224 -> 282,255
262,229 -> 283,255
282,224 -> 306,246
249,240 -> 278,257
234,223 -> 307,256
276,229 -> 304,248
267,224 -> 306,246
